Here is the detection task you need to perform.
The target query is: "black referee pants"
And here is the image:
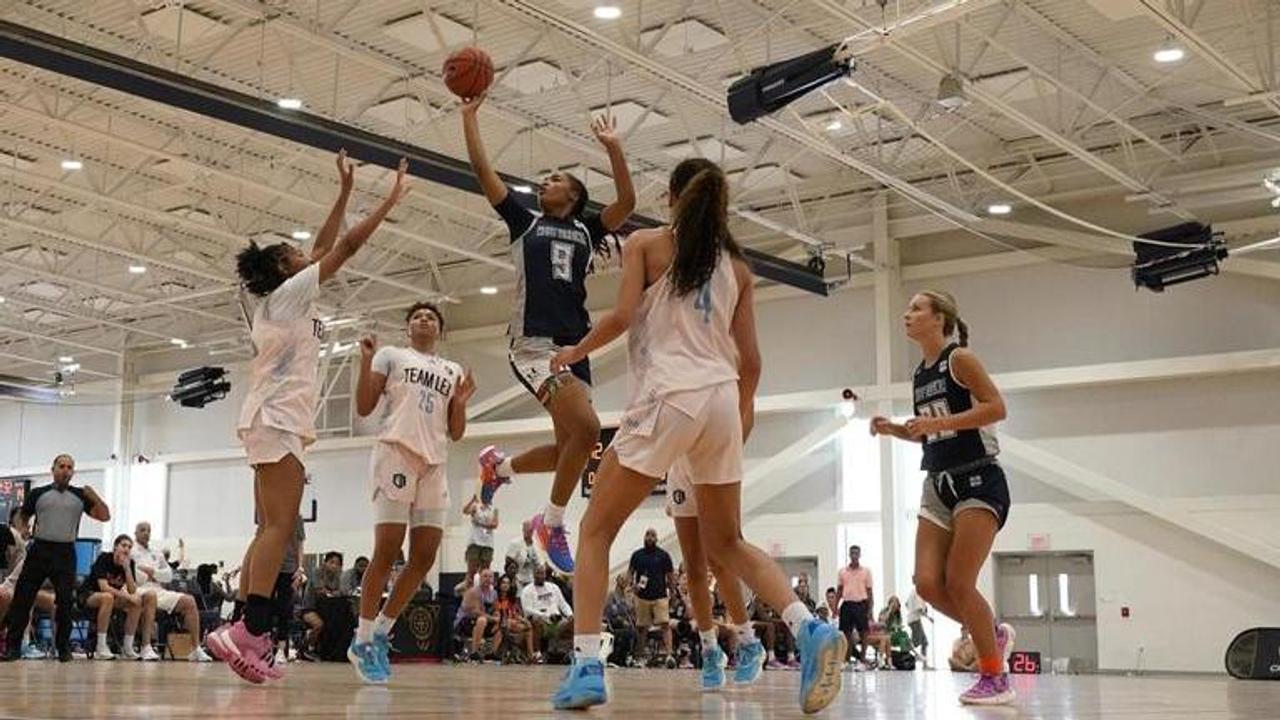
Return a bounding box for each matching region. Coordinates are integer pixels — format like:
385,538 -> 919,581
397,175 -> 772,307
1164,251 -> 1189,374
4,540 -> 76,658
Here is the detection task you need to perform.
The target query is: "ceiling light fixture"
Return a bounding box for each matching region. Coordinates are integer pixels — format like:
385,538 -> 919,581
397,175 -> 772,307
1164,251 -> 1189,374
277,97 -> 303,110
512,185 -> 534,194
825,119 -> 843,132
593,6 -> 622,20
60,159 -> 83,171
58,355 -> 73,363
986,203 -> 1013,216
170,338 -> 188,348
1153,41 -> 1185,64
128,264 -> 147,274
480,286 -> 499,295
291,229 -> 312,241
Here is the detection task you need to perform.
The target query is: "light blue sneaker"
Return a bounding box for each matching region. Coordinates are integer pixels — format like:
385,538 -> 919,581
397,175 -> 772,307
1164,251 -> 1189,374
552,657 -> 607,710
372,632 -> 392,678
797,619 -> 846,714
701,644 -> 727,692
20,641 -> 46,660
734,637 -> 766,686
347,639 -> 388,685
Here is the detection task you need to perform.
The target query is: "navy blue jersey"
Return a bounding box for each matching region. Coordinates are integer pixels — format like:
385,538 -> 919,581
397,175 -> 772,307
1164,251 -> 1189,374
912,344 -> 999,472
494,193 -> 609,340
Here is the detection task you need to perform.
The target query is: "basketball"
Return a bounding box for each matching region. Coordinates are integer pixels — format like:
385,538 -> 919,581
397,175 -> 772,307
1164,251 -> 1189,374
443,46 -> 494,99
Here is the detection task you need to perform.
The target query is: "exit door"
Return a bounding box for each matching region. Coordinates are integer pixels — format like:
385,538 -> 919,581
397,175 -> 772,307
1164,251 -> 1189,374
994,552 -> 1098,672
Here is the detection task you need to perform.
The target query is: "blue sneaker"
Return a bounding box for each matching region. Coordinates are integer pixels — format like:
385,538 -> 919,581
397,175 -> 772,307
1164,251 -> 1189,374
734,637 -> 766,686
534,513 -> 575,575
347,639 -> 388,685
372,632 -> 392,678
552,658 -> 607,710
701,644 -> 727,692
797,619 -> 846,714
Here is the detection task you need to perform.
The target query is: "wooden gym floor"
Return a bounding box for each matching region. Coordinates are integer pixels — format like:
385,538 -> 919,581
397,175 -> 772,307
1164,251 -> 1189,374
0,661 -> 1272,719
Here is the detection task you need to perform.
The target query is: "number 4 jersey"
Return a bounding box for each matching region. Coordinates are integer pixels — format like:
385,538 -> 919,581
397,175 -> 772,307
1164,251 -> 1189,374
912,343 -> 999,472
493,192 -> 610,340
372,346 -> 463,464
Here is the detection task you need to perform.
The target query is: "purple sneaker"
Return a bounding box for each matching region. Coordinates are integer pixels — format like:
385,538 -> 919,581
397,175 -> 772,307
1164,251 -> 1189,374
532,513 -> 574,575
960,673 -> 1016,706
478,446 -> 510,505
996,622 -> 1016,673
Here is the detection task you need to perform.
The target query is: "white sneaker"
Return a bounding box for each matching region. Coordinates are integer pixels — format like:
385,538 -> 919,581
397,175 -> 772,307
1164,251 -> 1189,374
274,649 -> 288,666
94,648 -> 116,661
120,646 -> 141,661
139,646 -> 161,661
188,647 -> 212,663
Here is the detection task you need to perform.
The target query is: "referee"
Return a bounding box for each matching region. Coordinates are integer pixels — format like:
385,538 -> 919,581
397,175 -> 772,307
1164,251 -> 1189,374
2,454 -> 110,662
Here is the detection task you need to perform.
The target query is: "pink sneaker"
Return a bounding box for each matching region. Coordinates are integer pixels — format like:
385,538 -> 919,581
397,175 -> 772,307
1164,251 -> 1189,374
995,622 -> 1016,673
765,659 -> 786,670
207,620 -> 272,685
960,673 -> 1015,705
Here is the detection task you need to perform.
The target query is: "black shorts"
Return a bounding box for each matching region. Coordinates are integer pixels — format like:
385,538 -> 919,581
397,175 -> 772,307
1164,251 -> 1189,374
920,460 -> 1011,531
838,600 -> 870,637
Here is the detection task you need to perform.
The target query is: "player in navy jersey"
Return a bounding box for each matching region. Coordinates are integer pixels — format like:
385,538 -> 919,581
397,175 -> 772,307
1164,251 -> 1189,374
871,291 -> 1017,706
461,94 -> 635,575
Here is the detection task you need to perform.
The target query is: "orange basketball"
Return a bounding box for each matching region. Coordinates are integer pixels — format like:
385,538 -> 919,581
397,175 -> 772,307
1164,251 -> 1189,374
443,46 -> 494,99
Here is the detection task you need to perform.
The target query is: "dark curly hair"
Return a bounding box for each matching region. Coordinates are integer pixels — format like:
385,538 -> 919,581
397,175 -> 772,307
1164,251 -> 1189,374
404,301 -> 444,332
668,158 -> 742,297
236,241 -> 294,296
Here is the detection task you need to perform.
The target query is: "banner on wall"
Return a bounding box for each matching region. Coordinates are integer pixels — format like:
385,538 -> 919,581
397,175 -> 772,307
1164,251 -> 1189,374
580,428 -> 668,499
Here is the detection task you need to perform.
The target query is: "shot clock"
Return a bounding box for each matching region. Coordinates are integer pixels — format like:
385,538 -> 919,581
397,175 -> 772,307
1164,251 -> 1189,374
1009,651 -> 1042,674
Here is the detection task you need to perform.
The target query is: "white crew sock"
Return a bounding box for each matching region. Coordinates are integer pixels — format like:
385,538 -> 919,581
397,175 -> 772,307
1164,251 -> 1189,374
374,612 -> 396,637
356,617 -> 373,644
543,503 -> 566,528
574,634 -> 601,660
781,601 -> 814,641
736,622 -> 756,643
97,633 -> 109,651
122,634 -> 134,653
497,457 -> 514,477
700,629 -> 718,651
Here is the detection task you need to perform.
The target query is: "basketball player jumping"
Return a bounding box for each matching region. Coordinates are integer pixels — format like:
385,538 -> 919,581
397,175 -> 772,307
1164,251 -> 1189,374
461,95 -> 636,576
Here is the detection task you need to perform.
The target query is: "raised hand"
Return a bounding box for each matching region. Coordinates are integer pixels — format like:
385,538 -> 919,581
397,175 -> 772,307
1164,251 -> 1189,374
336,148 -> 355,189
359,334 -> 378,358
590,113 -> 621,148
460,93 -> 487,116
389,158 -> 411,204
457,369 -> 477,402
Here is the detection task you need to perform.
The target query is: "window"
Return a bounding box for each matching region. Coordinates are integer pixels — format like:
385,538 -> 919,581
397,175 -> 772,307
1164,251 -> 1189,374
1028,574 -> 1041,617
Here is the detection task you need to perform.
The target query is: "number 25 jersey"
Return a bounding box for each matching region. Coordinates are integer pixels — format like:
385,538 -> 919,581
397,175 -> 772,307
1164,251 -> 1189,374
372,346 -> 462,464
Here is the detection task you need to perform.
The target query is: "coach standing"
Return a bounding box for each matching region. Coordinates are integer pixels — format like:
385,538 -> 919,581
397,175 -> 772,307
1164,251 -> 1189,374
2,454 -> 109,662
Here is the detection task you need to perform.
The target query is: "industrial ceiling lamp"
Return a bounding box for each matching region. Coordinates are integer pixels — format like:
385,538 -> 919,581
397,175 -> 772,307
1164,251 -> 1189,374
1153,39 -> 1185,64
937,73 -> 966,110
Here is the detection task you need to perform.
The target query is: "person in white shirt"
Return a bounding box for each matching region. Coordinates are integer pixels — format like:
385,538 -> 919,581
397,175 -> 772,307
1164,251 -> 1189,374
505,520 -> 541,590
521,564 -> 574,657
348,301 -> 474,684
462,496 -> 498,591
208,152 -> 409,686
131,521 -> 210,662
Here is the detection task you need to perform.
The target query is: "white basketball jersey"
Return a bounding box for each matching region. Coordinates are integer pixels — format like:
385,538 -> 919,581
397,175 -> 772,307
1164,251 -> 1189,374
237,263 -> 324,444
626,246 -> 740,406
372,346 -> 462,464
